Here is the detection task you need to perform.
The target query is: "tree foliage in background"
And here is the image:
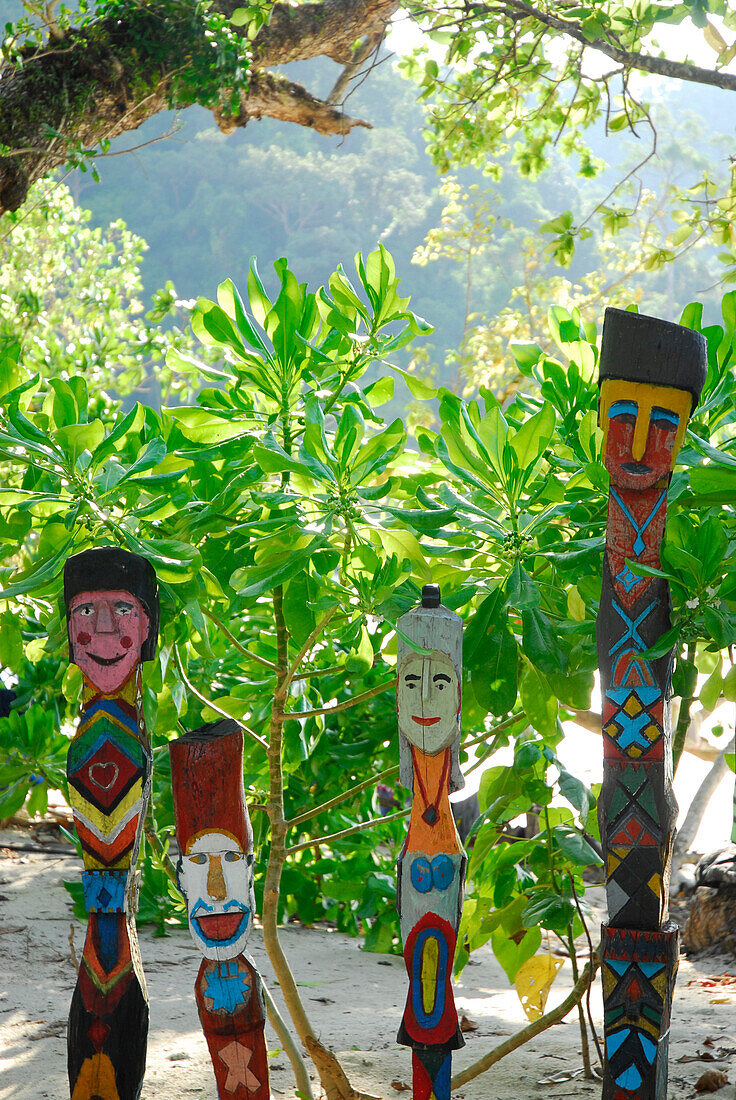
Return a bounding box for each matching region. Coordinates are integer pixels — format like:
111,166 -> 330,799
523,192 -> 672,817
408,95 -> 736,397
0,180 -> 207,404
4,0 -> 736,268
1,239 -> 736,1092
400,0 -> 736,272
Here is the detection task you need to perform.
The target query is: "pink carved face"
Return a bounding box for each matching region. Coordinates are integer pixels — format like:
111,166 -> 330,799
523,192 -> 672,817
69,590 -> 150,693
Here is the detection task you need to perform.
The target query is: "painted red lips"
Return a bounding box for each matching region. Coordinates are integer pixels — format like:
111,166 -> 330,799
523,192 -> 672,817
411,716 -> 441,726
195,912 -> 246,941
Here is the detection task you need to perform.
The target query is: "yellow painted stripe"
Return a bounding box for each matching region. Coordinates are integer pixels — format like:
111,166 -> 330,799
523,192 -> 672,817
69,780 -> 143,834
421,935 -> 439,1016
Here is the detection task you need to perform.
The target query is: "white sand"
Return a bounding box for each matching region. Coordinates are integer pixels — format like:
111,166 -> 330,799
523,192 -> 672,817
0,829 -> 734,1100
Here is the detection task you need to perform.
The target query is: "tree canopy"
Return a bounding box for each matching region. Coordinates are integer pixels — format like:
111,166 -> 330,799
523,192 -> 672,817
4,0 -> 736,231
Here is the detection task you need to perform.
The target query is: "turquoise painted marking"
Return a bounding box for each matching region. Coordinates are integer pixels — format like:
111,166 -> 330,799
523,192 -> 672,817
204,961 -> 250,1012
617,1064 -> 643,1090
610,488 -> 667,555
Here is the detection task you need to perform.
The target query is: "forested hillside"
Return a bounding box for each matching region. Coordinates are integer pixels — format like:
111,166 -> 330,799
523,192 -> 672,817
2,0 -> 735,392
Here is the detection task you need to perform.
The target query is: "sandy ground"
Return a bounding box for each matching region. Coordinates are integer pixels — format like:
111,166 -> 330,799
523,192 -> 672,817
0,827 -> 735,1100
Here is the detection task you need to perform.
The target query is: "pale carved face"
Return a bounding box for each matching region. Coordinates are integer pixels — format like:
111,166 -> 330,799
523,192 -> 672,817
69,590 -> 150,693
397,650 -> 461,755
178,831 -> 254,961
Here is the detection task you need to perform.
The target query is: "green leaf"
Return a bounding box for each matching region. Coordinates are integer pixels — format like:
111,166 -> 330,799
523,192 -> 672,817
522,609 -> 568,675
509,402 -> 555,470
557,769 -> 594,821
491,925 -> 541,985
217,277 -> 269,355
168,407 -> 252,445
0,538 -> 74,599
231,537 -> 324,598
390,364 -> 436,399
470,624 -> 518,716
283,573 -> 317,645
0,615 -> 23,668
521,892 -> 576,934
672,656 -> 698,699
552,827 -> 601,867
520,664 -> 557,739
54,420 -> 105,462
506,563 -> 541,610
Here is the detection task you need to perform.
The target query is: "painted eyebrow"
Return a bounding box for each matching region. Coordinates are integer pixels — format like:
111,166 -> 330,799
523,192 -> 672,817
651,407 -> 679,424
433,673 -> 452,683
609,400 -> 638,417
404,673 -> 421,681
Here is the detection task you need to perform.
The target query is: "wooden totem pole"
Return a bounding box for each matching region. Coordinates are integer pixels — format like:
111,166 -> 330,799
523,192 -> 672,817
169,718 -> 269,1100
597,308 -> 706,1100
396,584 -> 465,1100
64,546 -> 159,1100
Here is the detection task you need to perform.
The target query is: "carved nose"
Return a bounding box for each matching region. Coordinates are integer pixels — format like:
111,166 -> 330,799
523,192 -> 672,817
206,854 -> 227,901
631,412 -> 650,462
95,602 -> 115,633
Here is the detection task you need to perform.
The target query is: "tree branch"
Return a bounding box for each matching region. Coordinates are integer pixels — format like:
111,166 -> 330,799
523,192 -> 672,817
287,764 -> 399,827
500,0 -> 736,92
0,0 -> 398,213
215,71 -> 371,136
286,807 -> 408,852
282,678 -> 393,720
450,958 -> 599,1088
173,644 -> 268,750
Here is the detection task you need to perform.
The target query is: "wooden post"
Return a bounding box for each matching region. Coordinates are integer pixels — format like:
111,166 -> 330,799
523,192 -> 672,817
64,546 -> 159,1100
396,583 -> 465,1100
596,309 -> 706,1100
169,718 -> 270,1100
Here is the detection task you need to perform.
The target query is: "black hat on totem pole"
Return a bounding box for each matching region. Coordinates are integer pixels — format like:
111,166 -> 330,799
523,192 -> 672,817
598,306 -> 708,410
63,546 -> 160,662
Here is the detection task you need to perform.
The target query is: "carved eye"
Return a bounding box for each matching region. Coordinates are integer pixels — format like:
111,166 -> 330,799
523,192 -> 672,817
609,399 -> 637,425
437,683 -> 445,690
188,853 -> 207,865
224,851 -> 242,862
651,407 -> 678,433
76,605 -> 94,617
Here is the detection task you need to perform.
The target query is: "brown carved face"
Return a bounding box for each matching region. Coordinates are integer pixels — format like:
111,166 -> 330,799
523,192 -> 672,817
69,590 -> 150,693
599,380 -> 692,490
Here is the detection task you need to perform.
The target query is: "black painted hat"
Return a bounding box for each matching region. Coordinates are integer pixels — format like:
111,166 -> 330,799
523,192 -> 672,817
598,307 -> 707,409
64,546 -> 159,662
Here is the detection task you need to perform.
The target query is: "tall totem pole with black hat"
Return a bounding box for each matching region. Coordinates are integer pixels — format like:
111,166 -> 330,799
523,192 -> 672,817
63,546 -> 159,1100
596,308 -> 707,1100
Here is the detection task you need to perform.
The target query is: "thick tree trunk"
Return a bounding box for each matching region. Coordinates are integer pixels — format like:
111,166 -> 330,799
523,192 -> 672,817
0,0 -> 398,213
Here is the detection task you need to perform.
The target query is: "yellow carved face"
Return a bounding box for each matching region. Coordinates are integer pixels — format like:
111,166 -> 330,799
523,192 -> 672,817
599,379 -> 692,489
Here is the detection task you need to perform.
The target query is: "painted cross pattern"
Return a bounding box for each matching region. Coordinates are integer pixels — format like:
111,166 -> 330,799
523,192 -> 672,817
603,686 -> 663,758
595,308 -> 705,1100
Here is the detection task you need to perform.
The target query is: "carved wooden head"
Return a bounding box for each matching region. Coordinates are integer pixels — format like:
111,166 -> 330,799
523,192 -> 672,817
64,547 -> 159,693
170,719 -> 255,962
396,585 -> 464,793
597,308 -> 707,490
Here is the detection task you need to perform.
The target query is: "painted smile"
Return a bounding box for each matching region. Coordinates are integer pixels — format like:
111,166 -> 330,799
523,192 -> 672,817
192,903 -> 250,946
412,716 -> 441,726
85,652 -> 127,666
621,462 -> 652,473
